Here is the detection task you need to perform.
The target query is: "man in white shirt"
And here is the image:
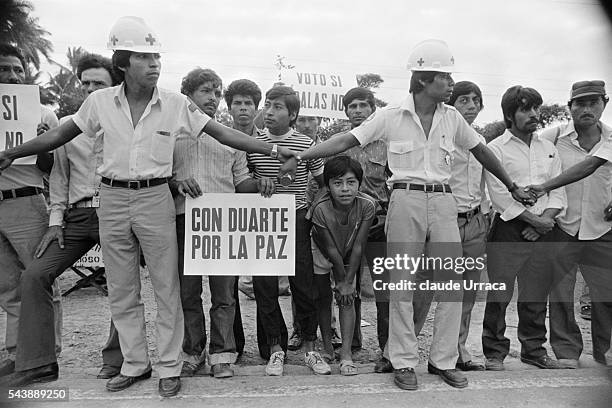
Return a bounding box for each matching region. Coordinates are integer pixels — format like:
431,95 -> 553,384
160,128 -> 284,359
281,39 -> 533,390
535,80 -> 612,367
483,85 -> 567,371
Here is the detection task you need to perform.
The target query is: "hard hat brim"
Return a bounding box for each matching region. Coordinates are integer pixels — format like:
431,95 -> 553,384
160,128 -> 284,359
409,66 -> 454,73
107,45 -> 164,53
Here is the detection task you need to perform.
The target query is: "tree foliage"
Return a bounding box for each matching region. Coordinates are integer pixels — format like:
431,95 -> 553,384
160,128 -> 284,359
356,72 -> 387,108
539,103 -> 570,128
0,0 -> 53,72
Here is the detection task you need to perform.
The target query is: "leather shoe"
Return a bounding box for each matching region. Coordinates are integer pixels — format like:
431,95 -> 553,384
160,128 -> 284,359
456,360 -> 485,371
181,361 -> 204,377
97,365 -> 121,379
427,363 -> 468,388
0,363 -> 58,387
374,357 -> 393,373
485,357 -> 504,371
393,368 -> 418,390
159,376 -> 181,397
0,358 -> 15,377
106,368 -> 152,392
210,363 -> 233,378
287,331 -> 302,351
521,355 -> 564,369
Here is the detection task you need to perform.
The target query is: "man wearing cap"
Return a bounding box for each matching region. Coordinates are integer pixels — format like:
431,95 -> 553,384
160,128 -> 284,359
0,53 -> 124,387
529,80 -> 612,367
0,44 -> 62,379
280,39 -> 534,390
0,17 -> 296,397
413,81 -> 489,372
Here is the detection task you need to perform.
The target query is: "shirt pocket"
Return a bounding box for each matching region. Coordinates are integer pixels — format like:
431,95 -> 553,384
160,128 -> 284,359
533,154 -> 555,178
388,141 -> 417,170
151,130 -> 173,164
438,135 -> 455,169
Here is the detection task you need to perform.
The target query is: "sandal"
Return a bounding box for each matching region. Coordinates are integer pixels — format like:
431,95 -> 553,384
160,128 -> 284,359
340,359 -> 358,376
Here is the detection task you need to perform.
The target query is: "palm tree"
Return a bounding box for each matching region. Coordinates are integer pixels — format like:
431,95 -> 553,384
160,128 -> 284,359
0,0 -> 53,71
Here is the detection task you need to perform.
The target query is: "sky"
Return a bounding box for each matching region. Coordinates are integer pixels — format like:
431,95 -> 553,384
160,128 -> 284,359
30,0 -> 612,126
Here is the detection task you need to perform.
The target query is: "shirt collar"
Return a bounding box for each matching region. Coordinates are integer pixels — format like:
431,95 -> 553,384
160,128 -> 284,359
500,129 -> 540,145
113,83 -> 162,107
560,120 -> 612,143
399,93 -> 449,115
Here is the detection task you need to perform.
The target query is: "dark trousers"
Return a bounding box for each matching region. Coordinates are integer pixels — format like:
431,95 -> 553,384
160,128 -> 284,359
15,208 -> 121,371
482,215 -> 563,361
364,214 -> 389,350
176,214 -> 244,360
254,209 -> 316,359
550,228 -> 612,364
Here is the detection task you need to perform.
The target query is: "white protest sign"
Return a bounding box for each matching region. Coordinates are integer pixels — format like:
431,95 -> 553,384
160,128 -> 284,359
73,244 -> 105,268
184,194 -> 295,276
0,84 -> 40,165
285,71 -> 357,120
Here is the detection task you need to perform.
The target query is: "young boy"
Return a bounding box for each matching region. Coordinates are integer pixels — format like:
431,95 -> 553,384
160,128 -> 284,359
308,156 -> 376,375
246,86 -> 329,376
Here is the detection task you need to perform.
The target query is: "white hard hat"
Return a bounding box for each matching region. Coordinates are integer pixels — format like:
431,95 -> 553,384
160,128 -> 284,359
406,39 -> 454,73
107,16 -> 162,53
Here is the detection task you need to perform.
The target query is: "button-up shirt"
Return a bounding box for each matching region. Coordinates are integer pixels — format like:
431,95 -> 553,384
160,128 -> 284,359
343,140 -> 389,206
0,105 -> 59,190
73,84 -> 210,180
48,115 -> 103,226
449,131 -> 490,213
172,130 -> 251,215
541,121 -> 612,239
486,130 -> 566,221
351,94 -> 481,185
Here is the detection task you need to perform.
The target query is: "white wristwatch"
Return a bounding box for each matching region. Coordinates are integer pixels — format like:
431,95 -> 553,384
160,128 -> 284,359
270,144 -> 279,159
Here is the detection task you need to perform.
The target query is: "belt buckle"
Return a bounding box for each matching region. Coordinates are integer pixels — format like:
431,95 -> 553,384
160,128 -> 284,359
128,181 -> 140,190
424,184 -> 434,193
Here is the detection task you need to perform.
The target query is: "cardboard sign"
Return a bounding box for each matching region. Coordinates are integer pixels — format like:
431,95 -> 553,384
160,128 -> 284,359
286,71 -> 357,120
184,194 -> 296,276
74,244 -> 105,268
0,84 -> 40,165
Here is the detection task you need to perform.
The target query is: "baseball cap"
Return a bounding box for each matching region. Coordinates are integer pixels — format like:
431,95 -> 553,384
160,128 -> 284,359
570,80 -> 606,100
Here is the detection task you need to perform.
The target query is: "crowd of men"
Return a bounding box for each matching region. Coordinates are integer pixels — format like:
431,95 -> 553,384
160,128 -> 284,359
0,16 -> 610,398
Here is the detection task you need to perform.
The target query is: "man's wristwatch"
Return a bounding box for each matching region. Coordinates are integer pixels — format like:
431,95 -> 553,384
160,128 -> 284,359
508,182 -> 519,193
270,144 -> 278,159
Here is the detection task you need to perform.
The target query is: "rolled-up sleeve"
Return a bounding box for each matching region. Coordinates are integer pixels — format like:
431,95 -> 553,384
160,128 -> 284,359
73,94 -> 101,136
351,110 -> 387,146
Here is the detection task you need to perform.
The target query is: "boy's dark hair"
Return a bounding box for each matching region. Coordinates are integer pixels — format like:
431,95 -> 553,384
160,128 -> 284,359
409,71 -> 438,94
343,87 -> 376,112
224,79 -> 262,109
180,68 -> 222,96
501,85 -> 543,128
265,85 -> 300,127
111,50 -> 131,83
448,81 -> 484,110
76,53 -> 120,85
0,44 -> 26,71
323,155 -> 363,187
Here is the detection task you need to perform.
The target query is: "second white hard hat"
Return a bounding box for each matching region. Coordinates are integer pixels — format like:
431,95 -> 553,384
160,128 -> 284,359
406,39 -> 454,73
107,16 -> 162,53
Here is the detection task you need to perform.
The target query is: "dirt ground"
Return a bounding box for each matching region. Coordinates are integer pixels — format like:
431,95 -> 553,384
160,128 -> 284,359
0,265 -> 593,375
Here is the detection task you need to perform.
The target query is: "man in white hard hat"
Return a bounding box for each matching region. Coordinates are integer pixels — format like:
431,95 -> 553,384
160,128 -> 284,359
280,39 -> 534,390
0,16 -> 295,397
0,54 -> 124,387
0,43 -> 62,379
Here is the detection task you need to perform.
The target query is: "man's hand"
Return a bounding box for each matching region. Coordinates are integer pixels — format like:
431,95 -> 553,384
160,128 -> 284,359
278,156 -> 298,182
334,280 -> 355,306
257,177 -> 276,197
277,146 -> 297,163
511,186 -> 537,206
604,201 -> 612,221
521,226 -> 540,242
35,226 -> 64,258
524,184 -> 547,200
0,151 -> 14,175
529,215 -> 555,235
37,123 -> 50,136
177,177 -> 202,198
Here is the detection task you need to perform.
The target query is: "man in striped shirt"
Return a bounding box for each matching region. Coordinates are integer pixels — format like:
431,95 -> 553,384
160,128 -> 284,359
172,69 -> 275,379
247,86 -> 330,376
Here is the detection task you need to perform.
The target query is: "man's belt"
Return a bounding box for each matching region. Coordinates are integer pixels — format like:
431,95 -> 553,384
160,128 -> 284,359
392,183 -> 452,193
458,207 -> 480,219
101,177 -> 168,190
71,198 -> 99,208
0,187 -> 43,201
